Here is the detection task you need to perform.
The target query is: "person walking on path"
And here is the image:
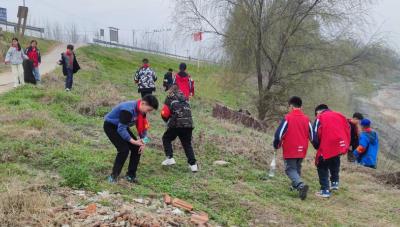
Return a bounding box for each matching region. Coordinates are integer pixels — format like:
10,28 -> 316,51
273,96 -> 313,200
161,85 -> 198,172
104,95 -> 159,183
134,58 -> 157,98
163,68 -> 174,91
58,44 -> 80,91
4,37 -> 28,88
174,63 -> 194,100
25,40 -> 42,85
353,119 -> 379,169
313,104 -> 350,198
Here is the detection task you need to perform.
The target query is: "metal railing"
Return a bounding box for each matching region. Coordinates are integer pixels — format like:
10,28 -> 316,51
92,38 -> 217,65
0,20 -> 44,33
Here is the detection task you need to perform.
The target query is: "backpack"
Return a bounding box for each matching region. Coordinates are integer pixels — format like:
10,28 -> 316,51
168,99 -> 193,128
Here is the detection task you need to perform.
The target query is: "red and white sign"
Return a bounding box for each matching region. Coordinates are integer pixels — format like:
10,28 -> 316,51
193,32 -> 203,42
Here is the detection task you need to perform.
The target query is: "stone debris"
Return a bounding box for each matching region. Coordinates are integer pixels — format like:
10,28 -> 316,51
213,160 -> 230,166
45,189 -> 212,226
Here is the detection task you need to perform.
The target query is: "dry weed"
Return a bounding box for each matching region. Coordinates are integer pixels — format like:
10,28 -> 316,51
0,181 -> 53,226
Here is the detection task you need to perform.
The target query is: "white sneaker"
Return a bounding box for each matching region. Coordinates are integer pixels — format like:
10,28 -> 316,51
190,164 -> 198,172
162,158 -> 176,166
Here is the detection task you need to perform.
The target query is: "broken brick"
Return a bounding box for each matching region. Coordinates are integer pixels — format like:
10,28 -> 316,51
163,194 -> 172,205
171,198 -> 193,211
85,203 -> 97,214
191,212 -> 209,225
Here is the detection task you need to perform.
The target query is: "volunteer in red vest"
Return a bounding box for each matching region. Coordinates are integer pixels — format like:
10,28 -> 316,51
273,96 -> 313,200
313,104 -> 350,198
174,63 -> 194,99
104,95 -> 159,184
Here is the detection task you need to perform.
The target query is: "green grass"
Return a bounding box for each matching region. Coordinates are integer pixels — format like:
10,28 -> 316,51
1,45 -> 400,226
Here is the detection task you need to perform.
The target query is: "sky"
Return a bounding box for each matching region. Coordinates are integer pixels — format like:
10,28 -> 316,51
1,0 -> 400,55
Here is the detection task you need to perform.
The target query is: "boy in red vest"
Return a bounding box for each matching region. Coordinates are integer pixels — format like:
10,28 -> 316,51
174,63 -> 194,99
273,96 -> 313,200
313,104 -> 350,198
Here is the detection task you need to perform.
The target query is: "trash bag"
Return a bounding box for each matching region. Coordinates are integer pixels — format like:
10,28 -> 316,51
23,59 -> 36,84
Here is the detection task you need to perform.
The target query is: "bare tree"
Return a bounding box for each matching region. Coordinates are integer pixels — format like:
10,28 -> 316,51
176,0 -> 384,120
66,23 -> 79,43
52,22 -> 63,41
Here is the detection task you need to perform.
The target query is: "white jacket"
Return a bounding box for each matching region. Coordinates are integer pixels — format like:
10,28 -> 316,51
5,47 -> 28,65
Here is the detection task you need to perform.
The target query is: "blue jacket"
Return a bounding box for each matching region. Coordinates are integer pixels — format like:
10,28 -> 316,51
104,101 -> 147,141
353,130 -> 379,168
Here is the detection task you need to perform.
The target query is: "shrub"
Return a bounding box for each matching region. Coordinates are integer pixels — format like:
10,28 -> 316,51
60,165 -> 95,190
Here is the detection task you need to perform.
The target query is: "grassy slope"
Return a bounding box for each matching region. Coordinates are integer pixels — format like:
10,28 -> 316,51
0,32 -> 59,73
1,45 -> 400,226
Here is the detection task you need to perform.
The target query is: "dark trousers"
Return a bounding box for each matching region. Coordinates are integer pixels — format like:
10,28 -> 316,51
347,149 -> 356,162
317,155 -> 341,190
65,68 -> 74,89
103,122 -> 141,178
162,128 -> 196,165
140,91 -> 153,98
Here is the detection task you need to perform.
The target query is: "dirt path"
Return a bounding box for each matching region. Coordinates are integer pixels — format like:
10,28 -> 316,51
0,43 -> 85,94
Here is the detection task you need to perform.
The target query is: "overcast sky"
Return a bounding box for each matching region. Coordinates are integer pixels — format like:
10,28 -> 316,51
1,0 -> 400,54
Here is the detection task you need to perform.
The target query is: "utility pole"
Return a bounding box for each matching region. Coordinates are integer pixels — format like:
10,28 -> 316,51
132,29 -> 135,47
23,0 -> 26,6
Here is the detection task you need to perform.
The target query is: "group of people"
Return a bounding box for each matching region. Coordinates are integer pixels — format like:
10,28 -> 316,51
4,37 -> 41,87
6,40 -> 381,200
104,59 -> 196,183
4,37 -> 80,91
273,97 -> 380,200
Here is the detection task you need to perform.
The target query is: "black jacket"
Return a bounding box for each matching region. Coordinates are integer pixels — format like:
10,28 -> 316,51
163,72 -> 173,91
59,53 -> 81,76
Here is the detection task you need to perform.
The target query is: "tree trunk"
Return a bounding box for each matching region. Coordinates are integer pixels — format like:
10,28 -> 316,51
256,0 -> 266,120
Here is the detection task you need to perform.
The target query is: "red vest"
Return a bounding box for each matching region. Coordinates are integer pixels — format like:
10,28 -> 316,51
282,109 -> 310,159
174,73 -> 193,99
316,110 -> 350,160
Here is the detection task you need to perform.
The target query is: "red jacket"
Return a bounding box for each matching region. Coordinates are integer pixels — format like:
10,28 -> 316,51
26,47 -> 41,67
273,109 -> 313,159
313,110 -> 350,163
174,72 -> 194,99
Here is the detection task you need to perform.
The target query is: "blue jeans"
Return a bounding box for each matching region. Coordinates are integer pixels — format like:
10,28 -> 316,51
65,68 -> 74,89
33,67 -> 40,82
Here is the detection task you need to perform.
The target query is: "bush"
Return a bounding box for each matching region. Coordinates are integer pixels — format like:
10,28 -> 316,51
60,165 -> 95,190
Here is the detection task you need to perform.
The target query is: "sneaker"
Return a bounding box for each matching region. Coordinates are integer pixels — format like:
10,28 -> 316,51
315,190 -> 331,198
107,175 -> 117,184
162,157 -> 176,166
298,184 -> 309,200
331,182 -> 339,191
65,88 -> 71,92
190,164 -> 198,172
125,176 -> 140,184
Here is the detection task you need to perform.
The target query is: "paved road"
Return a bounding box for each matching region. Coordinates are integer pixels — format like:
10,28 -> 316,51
0,44 -> 85,94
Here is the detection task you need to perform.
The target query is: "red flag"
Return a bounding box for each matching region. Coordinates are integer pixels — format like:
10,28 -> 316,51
193,32 -> 203,41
